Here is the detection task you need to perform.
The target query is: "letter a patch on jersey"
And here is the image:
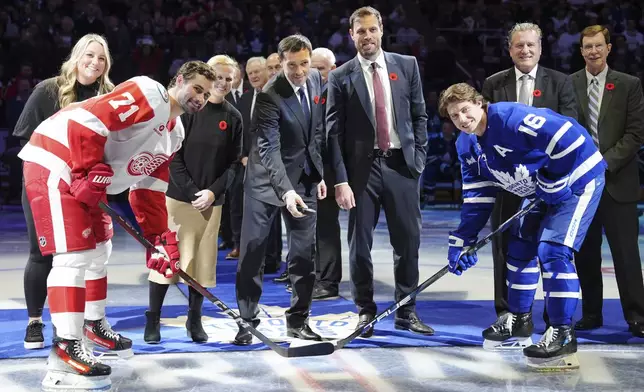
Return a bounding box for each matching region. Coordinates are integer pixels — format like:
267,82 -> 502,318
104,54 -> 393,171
493,145 -> 513,157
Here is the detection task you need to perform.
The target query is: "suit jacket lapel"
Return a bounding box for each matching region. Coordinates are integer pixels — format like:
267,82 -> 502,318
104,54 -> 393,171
305,78 -> 319,142
278,74 -> 308,135
598,69 -> 616,128
573,71 -> 589,125
349,58 -> 376,130
532,67 -> 547,107
384,52 -> 400,129
504,68 -> 518,102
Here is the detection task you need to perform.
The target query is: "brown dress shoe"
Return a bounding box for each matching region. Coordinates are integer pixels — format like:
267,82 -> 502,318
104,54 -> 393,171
225,248 -> 240,259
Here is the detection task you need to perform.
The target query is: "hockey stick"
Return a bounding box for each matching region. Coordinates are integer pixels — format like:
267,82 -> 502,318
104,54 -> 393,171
98,201 -> 334,358
333,198 -> 541,350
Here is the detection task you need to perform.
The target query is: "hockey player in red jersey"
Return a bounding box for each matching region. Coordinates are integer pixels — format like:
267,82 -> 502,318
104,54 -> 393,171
18,61 -> 216,392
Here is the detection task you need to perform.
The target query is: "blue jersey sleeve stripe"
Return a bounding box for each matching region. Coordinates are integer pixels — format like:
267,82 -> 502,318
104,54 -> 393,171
545,121 -> 572,156
568,150 -> 604,186
462,181 -> 497,190
550,135 -> 585,159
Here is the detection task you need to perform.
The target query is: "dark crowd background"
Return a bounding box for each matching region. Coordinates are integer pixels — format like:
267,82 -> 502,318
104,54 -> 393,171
1,0 -> 644,205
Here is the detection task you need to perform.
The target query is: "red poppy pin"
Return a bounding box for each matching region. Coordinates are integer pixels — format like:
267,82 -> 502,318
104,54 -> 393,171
314,96 -> 320,104
606,83 -> 615,91
219,120 -> 227,131
321,97 -> 326,105
533,89 -> 542,97
389,73 -> 398,81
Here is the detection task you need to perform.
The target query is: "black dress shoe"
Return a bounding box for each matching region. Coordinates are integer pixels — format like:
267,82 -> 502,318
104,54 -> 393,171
312,286 -> 339,300
574,316 -> 603,331
394,312 -> 434,335
232,320 -> 259,346
629,322 -> 644,338
273,271 -> 289,283
355,314 -> 375,338
286,324 -> 322,341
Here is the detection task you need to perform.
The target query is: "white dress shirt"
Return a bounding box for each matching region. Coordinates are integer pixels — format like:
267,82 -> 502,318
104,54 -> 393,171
515,65 -> 539,106
357,51 -> 401,149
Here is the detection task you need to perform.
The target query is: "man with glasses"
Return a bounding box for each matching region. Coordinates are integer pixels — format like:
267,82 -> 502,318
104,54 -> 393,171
570,25 -> 644,337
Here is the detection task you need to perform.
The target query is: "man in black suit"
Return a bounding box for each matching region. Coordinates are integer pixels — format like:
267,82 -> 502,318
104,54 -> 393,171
481,22 -> 578,321
234,34 -> 327,344
571,25 -> 644,337
226,56 -> 283,272
326,6 -> 433,337
311,47 -> 341,300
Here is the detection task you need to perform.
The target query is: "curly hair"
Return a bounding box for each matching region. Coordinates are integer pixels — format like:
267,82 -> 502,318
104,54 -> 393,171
55,34 -> 115,109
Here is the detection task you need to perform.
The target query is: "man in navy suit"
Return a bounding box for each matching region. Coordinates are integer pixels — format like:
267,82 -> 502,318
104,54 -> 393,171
234,34 -> 327,345
326,6 -> 433,337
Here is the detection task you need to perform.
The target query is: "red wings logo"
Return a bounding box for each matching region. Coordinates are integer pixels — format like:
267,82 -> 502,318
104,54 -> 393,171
127,152 -> 170,176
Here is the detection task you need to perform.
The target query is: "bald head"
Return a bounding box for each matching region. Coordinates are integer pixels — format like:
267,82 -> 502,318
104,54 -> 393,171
266,53 -> 282,78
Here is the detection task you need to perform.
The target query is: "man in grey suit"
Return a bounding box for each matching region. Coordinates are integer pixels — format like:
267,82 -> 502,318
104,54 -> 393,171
571,25 -> 644,337
327,6 -> 433,337
481,22 -> 578,322
234,34 -> 327,345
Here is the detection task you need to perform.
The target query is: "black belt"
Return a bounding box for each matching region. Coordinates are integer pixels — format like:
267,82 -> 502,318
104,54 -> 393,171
374,149 -> 401,158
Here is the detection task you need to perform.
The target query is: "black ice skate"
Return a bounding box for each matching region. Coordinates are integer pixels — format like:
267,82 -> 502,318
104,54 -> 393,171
41,338 -> 111,392
482,312 -> 534,350
24,320 -> 45,349
523,325 -> 579,371
83,318 -> 133,359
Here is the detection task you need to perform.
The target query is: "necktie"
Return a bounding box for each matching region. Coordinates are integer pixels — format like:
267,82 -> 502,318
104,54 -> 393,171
235,90 -> 241,103
519,74 -> 532,105
298,87 -> 310,126
298,88 -> 312,175
587,78 -> 600,146
371,62 -> 390,151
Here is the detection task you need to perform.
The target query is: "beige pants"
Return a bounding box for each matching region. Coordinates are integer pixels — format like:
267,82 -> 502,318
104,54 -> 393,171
148,197 -> 222,287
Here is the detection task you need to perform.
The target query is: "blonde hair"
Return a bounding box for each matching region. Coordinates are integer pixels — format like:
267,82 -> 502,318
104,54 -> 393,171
56,34 -> 115,109
438,83 -> 487,118
207,54 -> 237,69
507,22 -> 543,47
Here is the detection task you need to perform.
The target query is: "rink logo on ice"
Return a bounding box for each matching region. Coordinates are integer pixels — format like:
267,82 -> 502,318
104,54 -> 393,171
127,152 -> 171,176
160,305 -> 358,341
488,164 -> 535,197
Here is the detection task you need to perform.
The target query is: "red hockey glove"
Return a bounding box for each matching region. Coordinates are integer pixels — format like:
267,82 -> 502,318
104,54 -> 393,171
70,163 -> 114,207
146,230 -> 181,278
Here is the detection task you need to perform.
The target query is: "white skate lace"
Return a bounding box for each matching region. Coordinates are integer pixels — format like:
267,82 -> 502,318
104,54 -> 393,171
73,340 -> 99,365
493,313 -> 515,333
536,326 -> 558,347
98,318 -> 120,341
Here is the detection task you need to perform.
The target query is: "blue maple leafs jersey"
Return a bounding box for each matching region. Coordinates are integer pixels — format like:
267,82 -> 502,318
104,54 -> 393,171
452,102 -> 607,242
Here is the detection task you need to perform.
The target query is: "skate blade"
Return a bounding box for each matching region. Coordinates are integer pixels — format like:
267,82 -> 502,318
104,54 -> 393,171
483,337 -> 533,351
526,353 -> 580,372
84,338 -> 133,360
42,371 -> 111,392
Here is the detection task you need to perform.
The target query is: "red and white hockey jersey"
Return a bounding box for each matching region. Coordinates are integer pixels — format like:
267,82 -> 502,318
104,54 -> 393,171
18,76 -> 185,237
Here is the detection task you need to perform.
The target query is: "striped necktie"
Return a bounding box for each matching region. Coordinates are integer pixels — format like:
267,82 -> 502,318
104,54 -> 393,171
587,77 -> 601,146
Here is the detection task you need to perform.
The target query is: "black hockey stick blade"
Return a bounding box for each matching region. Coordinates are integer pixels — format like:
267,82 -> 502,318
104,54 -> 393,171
98,201 -> 334,358
332,198 -> 542,351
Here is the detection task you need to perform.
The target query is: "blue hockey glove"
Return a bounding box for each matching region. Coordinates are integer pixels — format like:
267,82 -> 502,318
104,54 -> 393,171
535,171 -> 573,205
447,234 -> 478,276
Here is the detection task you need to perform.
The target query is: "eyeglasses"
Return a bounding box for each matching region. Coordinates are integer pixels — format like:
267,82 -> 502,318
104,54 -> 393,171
582,44 -> 606,52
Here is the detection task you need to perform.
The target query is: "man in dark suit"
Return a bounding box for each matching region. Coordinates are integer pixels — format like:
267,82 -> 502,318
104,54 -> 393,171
226,56 -> 283,274
571,25 -> 644,337
481,22 -> 578,321
326,6 -> 433,337
311,47 -> 341,300
234,34 -> 327,344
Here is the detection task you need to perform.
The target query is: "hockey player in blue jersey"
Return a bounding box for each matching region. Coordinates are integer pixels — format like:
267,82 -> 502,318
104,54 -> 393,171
438,83 -> 607,370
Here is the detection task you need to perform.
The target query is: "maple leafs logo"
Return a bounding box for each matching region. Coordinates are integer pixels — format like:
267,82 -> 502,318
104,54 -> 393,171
488,164 -> 535,197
